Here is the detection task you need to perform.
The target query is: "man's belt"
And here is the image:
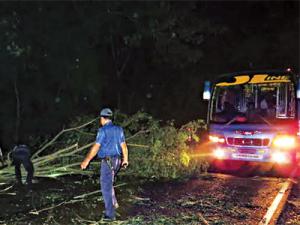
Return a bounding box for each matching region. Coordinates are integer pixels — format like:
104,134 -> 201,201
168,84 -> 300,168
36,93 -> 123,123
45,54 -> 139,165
101,156 -> 121,171
100,156 -> 120,162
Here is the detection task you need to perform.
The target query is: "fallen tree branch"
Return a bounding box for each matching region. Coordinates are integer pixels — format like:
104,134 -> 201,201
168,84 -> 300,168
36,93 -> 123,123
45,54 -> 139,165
30,199 -> 84,215
127,129 -> 151,141
197,212 -> 210,225
30,183 -> 126,215
0,185 -> 13,193
73,190 -> 101,199
74,183 -> 127,199
127,143 -> 149,148
0,114 -> 153,183
74,213 -> 99,225
0,192 -> 16,196
32,143 -> 79,165
32,117 -> 98,158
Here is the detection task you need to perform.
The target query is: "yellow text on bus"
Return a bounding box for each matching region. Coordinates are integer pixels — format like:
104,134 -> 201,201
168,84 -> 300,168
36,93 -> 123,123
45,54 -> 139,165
216,74 -> 290,86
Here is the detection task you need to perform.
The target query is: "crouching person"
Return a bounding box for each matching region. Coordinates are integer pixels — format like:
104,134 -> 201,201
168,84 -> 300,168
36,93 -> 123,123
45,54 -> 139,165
11,144 -> 34,190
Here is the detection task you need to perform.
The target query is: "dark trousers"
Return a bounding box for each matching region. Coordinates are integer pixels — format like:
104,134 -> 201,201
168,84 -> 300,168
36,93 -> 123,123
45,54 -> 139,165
100,156 -> 121,218
13,153 -> 34,185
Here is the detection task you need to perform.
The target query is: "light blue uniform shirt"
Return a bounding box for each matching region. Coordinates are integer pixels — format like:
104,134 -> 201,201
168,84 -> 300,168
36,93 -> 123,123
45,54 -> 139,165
95,121 -> 125,158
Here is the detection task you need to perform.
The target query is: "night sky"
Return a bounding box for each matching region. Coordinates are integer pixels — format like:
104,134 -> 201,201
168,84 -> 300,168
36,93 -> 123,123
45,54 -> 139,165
0,1 -> 299,148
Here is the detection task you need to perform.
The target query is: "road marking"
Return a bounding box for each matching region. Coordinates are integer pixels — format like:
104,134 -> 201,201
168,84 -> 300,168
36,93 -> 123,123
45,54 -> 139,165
259,168 -> 297,225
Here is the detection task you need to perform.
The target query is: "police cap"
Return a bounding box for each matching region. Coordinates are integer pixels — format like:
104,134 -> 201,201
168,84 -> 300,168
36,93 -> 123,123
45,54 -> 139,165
100,108 -> 113,117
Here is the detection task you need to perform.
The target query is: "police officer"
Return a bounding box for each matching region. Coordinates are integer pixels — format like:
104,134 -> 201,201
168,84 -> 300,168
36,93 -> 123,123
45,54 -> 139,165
11,144 -> 34,189
81,108 -> 129,221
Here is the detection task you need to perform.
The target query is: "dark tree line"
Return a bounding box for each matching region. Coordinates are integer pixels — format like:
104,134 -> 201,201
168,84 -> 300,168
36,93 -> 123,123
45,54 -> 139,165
0,1 -> 298,148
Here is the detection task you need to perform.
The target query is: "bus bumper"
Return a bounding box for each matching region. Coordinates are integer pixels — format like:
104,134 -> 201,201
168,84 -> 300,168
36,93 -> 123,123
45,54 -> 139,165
211,146 -> 296,164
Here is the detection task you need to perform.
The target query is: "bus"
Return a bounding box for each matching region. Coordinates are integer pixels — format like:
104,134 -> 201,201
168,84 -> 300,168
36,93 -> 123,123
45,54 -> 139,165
203,69 -> 299,166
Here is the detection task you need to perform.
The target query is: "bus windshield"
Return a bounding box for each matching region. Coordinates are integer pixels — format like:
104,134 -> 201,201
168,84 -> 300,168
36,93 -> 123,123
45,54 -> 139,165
210,82 -> 296,124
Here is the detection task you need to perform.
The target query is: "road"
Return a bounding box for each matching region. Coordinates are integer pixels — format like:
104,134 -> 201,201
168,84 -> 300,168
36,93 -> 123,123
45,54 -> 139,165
0,168 -> 299,224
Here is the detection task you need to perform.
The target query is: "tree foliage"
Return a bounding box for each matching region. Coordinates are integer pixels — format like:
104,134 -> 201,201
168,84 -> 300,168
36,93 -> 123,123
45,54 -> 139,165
115,111 -> 208,178
0,1 -> 298,148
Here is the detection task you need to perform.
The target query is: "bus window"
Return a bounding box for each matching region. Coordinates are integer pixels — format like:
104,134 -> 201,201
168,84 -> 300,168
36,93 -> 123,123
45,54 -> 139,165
210,82 -> 295,124
276,83 -> 295,118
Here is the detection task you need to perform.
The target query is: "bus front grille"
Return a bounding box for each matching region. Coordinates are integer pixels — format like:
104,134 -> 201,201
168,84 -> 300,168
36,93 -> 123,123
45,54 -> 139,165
227,137 -> 269,146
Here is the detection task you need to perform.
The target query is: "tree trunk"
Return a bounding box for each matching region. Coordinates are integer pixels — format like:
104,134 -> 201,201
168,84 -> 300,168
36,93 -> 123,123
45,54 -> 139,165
110,34 -> 131,111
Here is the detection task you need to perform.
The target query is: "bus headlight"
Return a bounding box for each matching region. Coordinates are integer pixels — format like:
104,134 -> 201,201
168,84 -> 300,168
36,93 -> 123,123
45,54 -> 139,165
272,135 -> 296,149
213,148 -> 225,159
271,152 -> 288,164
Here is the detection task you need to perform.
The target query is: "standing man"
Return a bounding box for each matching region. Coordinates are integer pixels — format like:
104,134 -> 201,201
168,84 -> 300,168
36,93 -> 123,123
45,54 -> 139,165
11,144 -> 34,190
81,108 -> 129,221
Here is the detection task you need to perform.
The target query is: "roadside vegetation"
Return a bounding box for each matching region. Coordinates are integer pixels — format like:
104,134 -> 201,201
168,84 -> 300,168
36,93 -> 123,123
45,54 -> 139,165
1,111 -> 208,183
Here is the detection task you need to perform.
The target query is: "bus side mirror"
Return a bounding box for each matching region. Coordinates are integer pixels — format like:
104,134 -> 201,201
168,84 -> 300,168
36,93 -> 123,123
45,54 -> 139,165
203,81 -> 211,100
